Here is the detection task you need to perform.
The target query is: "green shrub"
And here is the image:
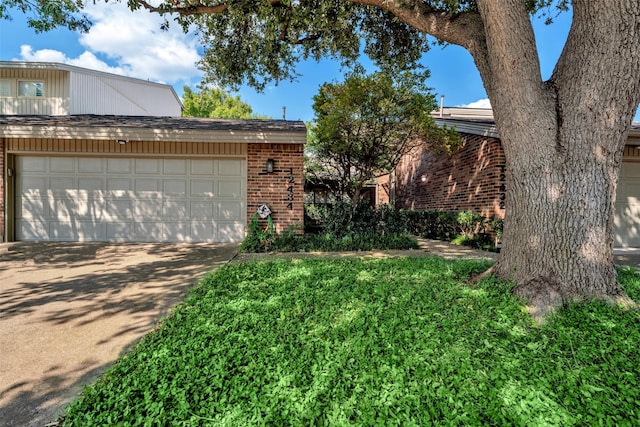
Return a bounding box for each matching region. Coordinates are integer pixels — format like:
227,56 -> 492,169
457,210 -> 486,238
404,210 -> 461,240
239,213 -> 275,252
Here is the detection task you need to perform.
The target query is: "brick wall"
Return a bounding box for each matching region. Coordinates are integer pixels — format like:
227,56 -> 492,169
394,133 -> 506,219
247,143 -> 305,233
376,174 -> 391,205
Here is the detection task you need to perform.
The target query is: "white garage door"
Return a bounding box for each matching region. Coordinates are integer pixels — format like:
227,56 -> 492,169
16,156 -> 246,242
615,162 -> 640,247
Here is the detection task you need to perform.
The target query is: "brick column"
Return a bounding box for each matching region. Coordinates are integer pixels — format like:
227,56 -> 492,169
246,143 -> 305,233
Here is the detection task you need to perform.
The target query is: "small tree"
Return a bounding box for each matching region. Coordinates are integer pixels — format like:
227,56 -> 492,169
309,69 -> 458,204
182,85 -> 268,119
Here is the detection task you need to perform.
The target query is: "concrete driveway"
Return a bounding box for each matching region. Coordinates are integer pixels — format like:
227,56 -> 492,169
0,241 -> 238,427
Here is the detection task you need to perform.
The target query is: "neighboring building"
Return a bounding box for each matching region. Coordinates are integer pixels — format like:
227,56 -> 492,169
0,63 -> 306,243
387,107 -> 640,247
0,61 -> 182,116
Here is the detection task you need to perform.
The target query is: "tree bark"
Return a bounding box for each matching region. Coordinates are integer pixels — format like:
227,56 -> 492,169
473,0 -> 640,317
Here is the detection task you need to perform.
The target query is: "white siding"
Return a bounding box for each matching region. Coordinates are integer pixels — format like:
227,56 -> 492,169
69,72 -> 182,116
0,68 -> 69,115
0,62 -> 182,116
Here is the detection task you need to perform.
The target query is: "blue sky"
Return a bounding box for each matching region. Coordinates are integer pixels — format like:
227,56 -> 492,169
2,4 -> 633,122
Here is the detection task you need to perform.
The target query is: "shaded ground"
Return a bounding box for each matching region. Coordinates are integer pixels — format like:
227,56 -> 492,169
0,242 -> 238,427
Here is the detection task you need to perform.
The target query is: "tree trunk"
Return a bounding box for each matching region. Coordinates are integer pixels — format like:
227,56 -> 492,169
493,116 -> 626,318
469,0 -> 640,318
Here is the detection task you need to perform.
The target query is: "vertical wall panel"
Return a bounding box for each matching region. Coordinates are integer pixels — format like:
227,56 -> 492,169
0,68 -> 69,115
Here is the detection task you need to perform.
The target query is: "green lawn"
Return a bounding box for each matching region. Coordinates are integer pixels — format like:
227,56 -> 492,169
62,257 -> 640,426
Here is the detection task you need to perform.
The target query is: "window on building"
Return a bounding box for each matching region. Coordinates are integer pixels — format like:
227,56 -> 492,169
0,80 -> 10,97
18,81 -> 44,97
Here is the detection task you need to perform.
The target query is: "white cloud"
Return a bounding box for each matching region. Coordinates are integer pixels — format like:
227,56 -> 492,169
16,2 -> 202,86
19,45 -> 127,75
458,98 -> 492,109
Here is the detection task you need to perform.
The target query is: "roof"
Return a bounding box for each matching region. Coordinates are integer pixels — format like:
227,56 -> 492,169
0,115 -> 307,144
432,107 -> 640,140
0,61 -> 182,109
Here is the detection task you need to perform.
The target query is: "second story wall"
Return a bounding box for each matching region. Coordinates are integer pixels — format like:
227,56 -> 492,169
0,68 -> 70,115
1,62 -> 182,117
69,72 -> 182,116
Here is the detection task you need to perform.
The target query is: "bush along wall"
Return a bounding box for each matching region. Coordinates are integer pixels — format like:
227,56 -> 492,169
241,203 -> 502,253
403,209 -> 502,251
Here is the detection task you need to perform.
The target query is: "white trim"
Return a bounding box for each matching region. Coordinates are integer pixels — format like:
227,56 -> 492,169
0,125 -> 306,144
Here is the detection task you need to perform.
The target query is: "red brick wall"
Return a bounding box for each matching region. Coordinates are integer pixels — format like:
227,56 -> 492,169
247,143 -> 305,233
394,133 -> 506,219
376,174 -> 391,205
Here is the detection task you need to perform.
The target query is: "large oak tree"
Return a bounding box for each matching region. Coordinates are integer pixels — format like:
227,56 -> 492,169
6,0 -> 640,317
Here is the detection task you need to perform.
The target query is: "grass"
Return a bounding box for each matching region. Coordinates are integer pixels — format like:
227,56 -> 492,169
61,258 -> 640,426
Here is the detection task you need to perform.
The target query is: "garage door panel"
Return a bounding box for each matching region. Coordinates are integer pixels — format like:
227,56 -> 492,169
135,178 -> 161,195
49,221 -> 78,240
78,157 -> 104,173
17,194 -> 48,219
218,201 -> 244,220
75,199 -> 106,220
106,223 -> 133,241
50,177 -> 76,193
16,219 -> 48,240
20,157 -> 47,173
135,158 -> 161,174
134,199 -> 163,220
107,158 -> 131,174
163,179 -> 186,195
163,223 -> 189,242
47,221 -> 106,241
191,201 -> 214,219
49,198 -> 78,221
191,222 -> 214,242
162,200 -> 188,219
163,159 -> 187,175
107,178 -> 131,193
50,157 -> 75,173
18,176 -> 48,192
134,222 -> 163,241
191,159 -> 215,175
17,156 -> 246,242
190,180 -> 214,197
79,177 -> 106,192
218,180 -> 243,198
106,200 -> 133,221
219,159 -> 244,176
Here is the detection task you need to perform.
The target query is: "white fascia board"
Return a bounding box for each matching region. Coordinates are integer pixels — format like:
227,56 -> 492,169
434,118 -> 499,139
0,125 -> 306,144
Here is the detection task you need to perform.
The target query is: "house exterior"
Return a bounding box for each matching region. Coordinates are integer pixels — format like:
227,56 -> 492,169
0,61 -> 182,116
0,62 -> 305,243
388,107 -> 640,247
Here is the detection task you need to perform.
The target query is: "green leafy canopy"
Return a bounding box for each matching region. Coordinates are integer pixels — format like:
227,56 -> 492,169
1,0 -> 570,89
181,85 -> 269,119
309,68 -> 459,202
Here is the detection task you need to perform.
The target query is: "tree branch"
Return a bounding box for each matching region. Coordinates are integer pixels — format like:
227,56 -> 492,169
474,0 -> 552,134
345,0 -> 484,49
135,0 -> 230,15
